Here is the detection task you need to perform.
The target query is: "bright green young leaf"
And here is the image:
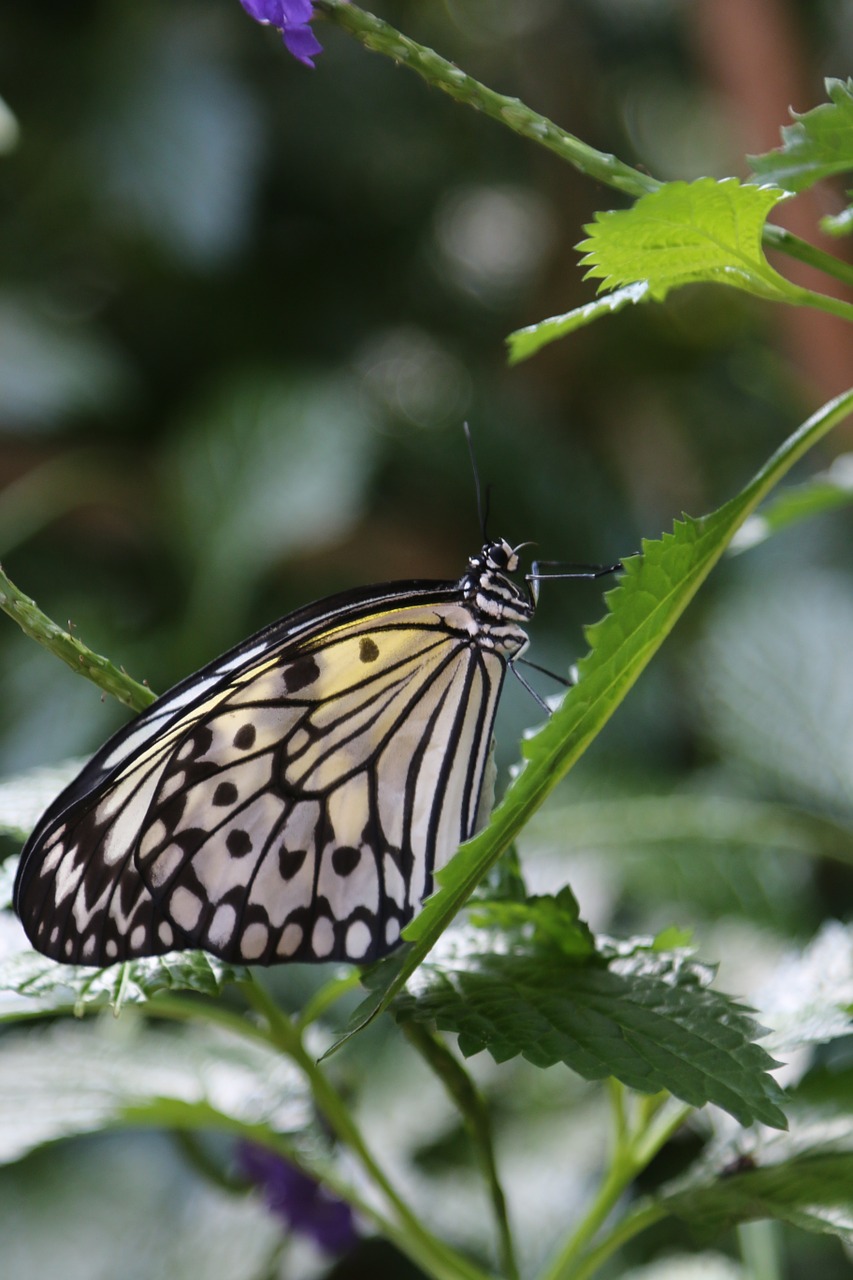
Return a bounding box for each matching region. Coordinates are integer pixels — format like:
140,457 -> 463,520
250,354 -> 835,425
749,78 -> 853,193
393,943 -> 785,1129
577,178 -> 793,303
506,282 -> 651,364
328,389 -> 853,1054
0,1016 -> 310,1164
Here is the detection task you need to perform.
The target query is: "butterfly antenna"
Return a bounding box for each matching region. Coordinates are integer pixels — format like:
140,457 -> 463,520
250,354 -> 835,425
464,422 -> 491,540
527,559 -> 623,584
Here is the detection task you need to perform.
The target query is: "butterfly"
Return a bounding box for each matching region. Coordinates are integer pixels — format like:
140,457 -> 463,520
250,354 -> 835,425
14,536 -> 558,969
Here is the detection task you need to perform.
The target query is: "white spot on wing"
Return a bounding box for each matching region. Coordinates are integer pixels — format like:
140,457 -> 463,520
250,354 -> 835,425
311,917 -> 334,958
208,904 -> 237,948
277,922 -> 303,956
345,920 -> 372,959
169,886 -> 202,932
241,921 -> 269,960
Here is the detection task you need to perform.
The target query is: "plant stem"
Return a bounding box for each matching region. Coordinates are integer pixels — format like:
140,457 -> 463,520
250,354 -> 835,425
540,1097 -> 692,1280
315,0 -> 659,198
242,977 -> 495,1280
318,3 -> 853,293
149,990 -> 484,1278
738,1220 -> 783,1280
764,223 -> 853,289
403,1022 -> 519,1280
0,564 -> 155,713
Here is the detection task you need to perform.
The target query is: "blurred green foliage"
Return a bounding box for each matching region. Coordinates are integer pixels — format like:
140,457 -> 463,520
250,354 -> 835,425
3,0 -> 853,1277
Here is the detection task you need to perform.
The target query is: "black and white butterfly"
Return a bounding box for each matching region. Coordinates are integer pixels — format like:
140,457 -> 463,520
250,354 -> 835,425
15,537 -> 561,968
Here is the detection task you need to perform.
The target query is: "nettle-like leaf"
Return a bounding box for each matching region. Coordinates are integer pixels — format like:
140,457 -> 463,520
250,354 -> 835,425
0,1015 -> 311,1165
577,178 -> 792,302
507,178 -> 794,362
393,924 -> 785,1129
749,77 -> 853,193
661,1067 -> 853,1244
327,390 -> 853,1054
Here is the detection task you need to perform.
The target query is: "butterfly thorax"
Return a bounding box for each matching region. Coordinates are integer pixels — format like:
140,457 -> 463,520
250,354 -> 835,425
459,537 -> 534,658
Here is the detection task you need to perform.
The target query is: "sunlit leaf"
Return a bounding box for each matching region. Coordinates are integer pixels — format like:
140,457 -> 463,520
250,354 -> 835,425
577,178 -> 793,302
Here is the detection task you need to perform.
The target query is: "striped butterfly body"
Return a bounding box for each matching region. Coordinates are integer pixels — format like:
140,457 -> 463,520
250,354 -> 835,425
14,538 -> 535,968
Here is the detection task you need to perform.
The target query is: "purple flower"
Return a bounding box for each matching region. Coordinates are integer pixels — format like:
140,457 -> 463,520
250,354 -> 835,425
237,1142 -> 359,1255
238,0 -> 324,68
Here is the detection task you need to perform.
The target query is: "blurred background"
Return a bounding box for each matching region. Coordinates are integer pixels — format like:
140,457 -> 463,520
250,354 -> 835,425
1,0 -> 853,1276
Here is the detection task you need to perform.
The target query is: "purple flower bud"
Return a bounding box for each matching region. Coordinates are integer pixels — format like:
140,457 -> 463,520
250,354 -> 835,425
236,1141 -> 359,1255
238,0 -> 324,68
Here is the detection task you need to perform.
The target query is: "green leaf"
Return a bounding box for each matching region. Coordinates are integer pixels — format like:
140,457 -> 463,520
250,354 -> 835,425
577,178 -> 793,303
0,1015 -> 310,1164
662,1074 -> 853,1244
729,454 -> 853,554
749,78 -> 853,193
328,389 -> 853,1054
506,282 -> 651,364
393,939 -> 786,1129
664,1153 -> 853,1241
467,886 -> 596,959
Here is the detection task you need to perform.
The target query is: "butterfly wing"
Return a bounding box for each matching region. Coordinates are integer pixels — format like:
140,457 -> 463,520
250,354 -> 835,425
14,584 -> 506,966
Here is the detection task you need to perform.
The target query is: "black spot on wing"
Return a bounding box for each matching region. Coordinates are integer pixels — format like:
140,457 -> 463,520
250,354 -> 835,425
226,829 -> 253,856
279,847 -> 308,880
331,846 -> 361,877
213,781 -> 239,806
359,637 -> 379,663
283,655 -> 320,692
233,723 -> 256,750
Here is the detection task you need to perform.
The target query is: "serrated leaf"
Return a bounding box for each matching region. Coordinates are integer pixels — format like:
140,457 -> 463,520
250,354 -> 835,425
664,1153 -> 853,1240
393,943 -> 785,1128
577,178 -> 793,303
0,1015 -> 310,1164
328,389 -> 853,1054
467,886 -> 595,959
749,78 -> 853,193
506,282 -> 651,364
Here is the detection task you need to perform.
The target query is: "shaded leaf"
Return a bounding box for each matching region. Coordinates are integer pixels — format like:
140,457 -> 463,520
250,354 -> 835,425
393,936 -> 785,1128
749,78 -> 853,193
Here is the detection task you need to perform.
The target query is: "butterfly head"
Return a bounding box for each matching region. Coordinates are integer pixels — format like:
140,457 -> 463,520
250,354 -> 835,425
460,538 -> 535,648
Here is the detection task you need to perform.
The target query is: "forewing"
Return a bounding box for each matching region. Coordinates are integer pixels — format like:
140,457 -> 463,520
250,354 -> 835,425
15,598 -> 505,966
